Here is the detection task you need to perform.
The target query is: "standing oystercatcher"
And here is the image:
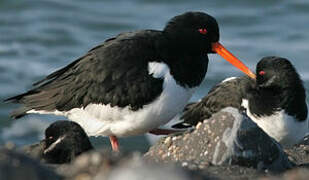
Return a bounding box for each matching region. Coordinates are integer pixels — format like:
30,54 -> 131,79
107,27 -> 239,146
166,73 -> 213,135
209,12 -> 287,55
5,12 -> 255,151
173,56 -> 308,148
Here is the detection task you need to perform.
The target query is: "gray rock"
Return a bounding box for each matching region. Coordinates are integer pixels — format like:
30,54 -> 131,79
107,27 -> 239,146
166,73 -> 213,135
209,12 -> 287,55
262,168 -> 309,180
57,150 -> 195,180
285,143 -> 309,167
145,108 -> 293,172
107,154 -> 191,180
56,149 -> 115,180
0,147 -> 62,180
56,148 -> 265,180
22,141 -> 45,160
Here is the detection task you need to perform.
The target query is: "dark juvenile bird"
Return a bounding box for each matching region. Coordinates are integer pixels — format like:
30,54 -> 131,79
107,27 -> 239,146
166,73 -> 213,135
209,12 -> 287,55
23,120 -> 93,164
173,56 -> 308,148
5,11 -> 255,151
42,120 -> 93,163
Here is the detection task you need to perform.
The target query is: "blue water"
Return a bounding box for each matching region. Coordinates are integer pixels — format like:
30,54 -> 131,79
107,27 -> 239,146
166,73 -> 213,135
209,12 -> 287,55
1,0 -> 309,150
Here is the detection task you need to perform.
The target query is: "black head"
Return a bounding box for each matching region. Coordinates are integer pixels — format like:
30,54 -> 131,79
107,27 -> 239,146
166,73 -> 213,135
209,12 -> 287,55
162,12 -> 256,79
163,11 -> 219,54
250,56 -> 307,120
43,120 -> 93,164
256,56 -> 302,90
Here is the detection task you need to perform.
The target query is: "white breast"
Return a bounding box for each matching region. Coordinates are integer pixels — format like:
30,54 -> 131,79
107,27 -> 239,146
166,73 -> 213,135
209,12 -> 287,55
242,99 -> 308,148
29,62 -> 197,137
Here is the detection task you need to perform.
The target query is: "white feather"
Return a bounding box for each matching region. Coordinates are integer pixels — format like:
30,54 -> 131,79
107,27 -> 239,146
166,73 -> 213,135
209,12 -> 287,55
44,135 -> 66,154
28,62 -> 197,137
148,61 -> 169,78
242,99 -> 308,148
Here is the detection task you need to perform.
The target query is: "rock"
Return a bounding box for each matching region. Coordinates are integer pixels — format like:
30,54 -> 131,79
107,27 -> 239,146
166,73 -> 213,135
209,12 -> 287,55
194,164 -> 264,180
4,109 -> 307,180
284,143 -> 309,167
56,149 -> 116,179
280,168 -> 309,180
0,147 -> 62,180
108,154 -> 191,180
262,168 -> 309,180
56,150 -> 198,180
22,141 -> 45,160
145,108 -> 293,172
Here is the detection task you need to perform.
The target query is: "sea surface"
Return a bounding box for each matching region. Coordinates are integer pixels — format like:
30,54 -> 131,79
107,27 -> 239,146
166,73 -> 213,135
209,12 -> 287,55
1,0 -> 309,151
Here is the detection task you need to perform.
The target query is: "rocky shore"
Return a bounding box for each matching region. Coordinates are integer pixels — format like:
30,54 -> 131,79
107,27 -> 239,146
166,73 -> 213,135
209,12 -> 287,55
1,108 -> 309,180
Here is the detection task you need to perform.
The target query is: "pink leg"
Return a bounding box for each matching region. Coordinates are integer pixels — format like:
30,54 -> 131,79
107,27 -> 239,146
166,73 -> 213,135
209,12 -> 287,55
149,128 -> 184,135
109,135 -> 119,152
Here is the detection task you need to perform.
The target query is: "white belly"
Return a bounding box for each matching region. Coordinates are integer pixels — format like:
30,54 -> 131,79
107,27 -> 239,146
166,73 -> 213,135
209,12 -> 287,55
242,99 -> 308,148
29,62 -> 198,137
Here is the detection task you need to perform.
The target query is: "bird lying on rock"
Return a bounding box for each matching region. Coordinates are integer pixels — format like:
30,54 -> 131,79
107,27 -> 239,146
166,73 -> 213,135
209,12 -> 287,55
173,56 -> 308,148
24,120 -> 93,164
4,11 -> 255,151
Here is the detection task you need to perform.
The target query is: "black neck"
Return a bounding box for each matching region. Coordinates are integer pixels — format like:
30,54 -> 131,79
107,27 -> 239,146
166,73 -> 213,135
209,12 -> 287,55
249,85 -> 307,121
281,85 -> 307,120
171,55 -> 208,88
155,37 -> 209,88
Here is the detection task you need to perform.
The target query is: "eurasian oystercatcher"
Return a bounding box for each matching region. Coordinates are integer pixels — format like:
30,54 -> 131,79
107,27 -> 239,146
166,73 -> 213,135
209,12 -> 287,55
43,120 -> 93,163
173,56 -> 308,148
23,120 -> 93,164
5,12 -> 255,151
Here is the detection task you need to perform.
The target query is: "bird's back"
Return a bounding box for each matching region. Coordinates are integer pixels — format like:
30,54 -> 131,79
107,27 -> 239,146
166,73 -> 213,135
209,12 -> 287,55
173,76 -> 255,128
5,30 -> 165,118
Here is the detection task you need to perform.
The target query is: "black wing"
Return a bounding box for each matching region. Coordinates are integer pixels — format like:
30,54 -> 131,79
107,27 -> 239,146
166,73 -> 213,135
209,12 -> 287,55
172,76 -> 254,128
5,30 -> 164,118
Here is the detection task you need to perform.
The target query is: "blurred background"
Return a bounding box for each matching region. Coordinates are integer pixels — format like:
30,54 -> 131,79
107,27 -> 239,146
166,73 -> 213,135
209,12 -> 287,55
0,0 -> 308,152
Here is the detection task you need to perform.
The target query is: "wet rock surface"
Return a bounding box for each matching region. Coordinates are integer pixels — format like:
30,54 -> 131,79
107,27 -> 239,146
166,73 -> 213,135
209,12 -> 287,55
0,147 -> 62,180
145,108 -> 293,172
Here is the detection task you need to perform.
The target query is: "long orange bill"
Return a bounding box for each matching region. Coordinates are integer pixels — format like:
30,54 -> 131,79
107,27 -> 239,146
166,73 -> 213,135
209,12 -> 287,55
212,42 -> 256,79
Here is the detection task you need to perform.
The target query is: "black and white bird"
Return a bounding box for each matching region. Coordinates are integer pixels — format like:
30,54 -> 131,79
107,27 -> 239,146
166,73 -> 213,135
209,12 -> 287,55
43,120 -> 93,163
23,120 -> 93,164
4,12 -> 255,151
173,56 -> 308,148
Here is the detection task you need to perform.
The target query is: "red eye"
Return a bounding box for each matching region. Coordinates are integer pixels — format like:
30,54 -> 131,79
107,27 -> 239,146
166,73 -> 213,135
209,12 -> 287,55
198,28 -> 207,35
259,71 -> 266,76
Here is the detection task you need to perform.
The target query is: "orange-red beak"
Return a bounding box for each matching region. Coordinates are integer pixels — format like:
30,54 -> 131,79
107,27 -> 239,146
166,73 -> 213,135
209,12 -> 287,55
212,42 -> 256,79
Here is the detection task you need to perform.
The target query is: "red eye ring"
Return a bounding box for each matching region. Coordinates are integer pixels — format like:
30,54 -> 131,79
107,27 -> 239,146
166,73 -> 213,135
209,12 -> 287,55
198,28 -> 208,35
259,71 -> 266,76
